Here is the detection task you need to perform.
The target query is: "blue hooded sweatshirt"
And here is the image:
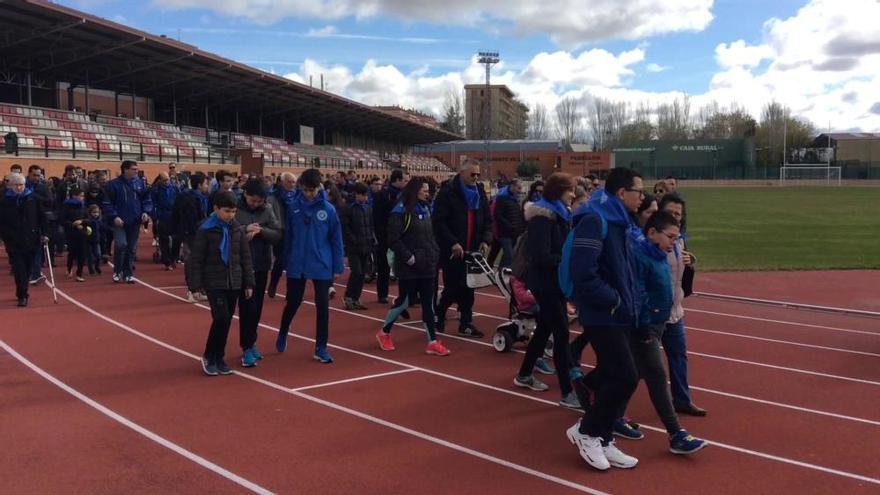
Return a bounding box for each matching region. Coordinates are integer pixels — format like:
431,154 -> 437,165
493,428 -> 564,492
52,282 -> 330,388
568,187 -> 639,328
102,176 -> 153,227
632,235 -> 673,327
282,189 -> 345,280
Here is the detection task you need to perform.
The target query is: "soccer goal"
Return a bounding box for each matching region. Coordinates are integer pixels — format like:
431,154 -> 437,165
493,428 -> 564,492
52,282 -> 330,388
779,165 -> 842,186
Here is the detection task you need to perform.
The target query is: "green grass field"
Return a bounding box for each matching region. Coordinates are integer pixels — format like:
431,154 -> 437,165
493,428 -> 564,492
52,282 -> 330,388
680,187 -> 880,271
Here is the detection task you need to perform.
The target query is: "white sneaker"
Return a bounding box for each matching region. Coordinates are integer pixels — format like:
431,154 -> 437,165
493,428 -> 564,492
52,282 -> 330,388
197,292 -> 208,302
328,287 -> 336,299
566,423 -> 609,471
603,440 -> 638,469
186,291 -> 197,304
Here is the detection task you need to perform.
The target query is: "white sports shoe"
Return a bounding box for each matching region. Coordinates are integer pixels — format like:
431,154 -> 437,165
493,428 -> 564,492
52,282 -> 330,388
603,440 -> 639,469
186,291 -> 197,304
566,422 -> 609,471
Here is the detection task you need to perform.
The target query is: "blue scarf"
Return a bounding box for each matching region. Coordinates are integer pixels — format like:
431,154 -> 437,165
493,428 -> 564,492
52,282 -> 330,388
529,191 -> 542,202
637,234 -> 668,261
415,201 -> 431,217
534,198 -> 571,223
200,213 -> 231,266
64,197 -> 84,207
459,179 -> 480,210
4,187 -> 32,205
193,190 -> 208,216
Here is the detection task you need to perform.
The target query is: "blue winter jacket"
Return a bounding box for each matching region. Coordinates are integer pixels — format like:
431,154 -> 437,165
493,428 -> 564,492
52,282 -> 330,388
150,183 -> 178,224
282,189 -> 345,281
102,176 -> 153,227
569,188 -> 639,328
632,237 -> 673,327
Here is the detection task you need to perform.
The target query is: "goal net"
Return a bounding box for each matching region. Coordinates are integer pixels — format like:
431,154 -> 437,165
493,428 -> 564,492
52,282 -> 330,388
779,165 -> 841,186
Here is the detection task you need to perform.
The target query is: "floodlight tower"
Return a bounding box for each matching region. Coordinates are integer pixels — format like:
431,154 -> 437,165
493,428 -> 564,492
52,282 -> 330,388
478,50 -> 500,174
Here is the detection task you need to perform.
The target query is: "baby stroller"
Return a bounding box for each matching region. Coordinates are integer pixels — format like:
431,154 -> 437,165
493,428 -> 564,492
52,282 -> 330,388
463,252 -> 537,352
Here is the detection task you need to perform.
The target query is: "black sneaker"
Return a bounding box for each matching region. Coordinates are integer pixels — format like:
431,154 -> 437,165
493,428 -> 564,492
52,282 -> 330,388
458,324 -> 484,339
201,357 -> 219,376
267,280 -> 278,299
17,297 -> 28,307
215,359 -> 233,375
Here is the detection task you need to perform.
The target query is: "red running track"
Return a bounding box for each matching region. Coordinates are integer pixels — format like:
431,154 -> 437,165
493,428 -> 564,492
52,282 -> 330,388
2,246 -> 879,494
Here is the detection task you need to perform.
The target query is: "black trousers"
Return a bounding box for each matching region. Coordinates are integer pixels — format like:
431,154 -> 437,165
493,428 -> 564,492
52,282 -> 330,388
577,325 -> 639,441
10,251 -> 34,300
238,271 -> 268,350
280,278 -> 331,348
518,291 -> 573,395
375,243 -> 390,300
66,233 -> 86,277
269,243 -> 284,291
204,289 -> 239,361
345,252 -> 369,300
383,277 -> 437,341
87,242 -> 101,273
627,325 -> 682,435
156,220 -> 180,268
437,257 -> 474,327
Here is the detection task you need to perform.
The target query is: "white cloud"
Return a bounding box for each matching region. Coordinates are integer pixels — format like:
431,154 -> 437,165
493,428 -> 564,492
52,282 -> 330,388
645,63 -> 668,73
153,0 -> 713,46
715,40 -> 774,68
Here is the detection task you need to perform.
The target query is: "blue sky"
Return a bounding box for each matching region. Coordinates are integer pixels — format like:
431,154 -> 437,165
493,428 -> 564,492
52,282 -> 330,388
64,0 -> 880,131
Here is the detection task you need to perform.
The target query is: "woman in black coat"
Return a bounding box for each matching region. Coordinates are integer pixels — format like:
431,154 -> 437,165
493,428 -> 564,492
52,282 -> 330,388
376,177 -> 450,356
514,173 -> 580,409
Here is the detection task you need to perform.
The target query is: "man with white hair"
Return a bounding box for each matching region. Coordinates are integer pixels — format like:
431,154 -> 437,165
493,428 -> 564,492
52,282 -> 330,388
0,173 -> 48,306
267,172 -> 297,298
432,159 -> 492,338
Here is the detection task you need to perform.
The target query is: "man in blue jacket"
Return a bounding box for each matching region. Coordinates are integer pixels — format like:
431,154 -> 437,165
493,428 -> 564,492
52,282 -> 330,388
276,168 -> 345,364
102,160 -> 153,283
564,167 -> 643,471
150,172 -> 179,271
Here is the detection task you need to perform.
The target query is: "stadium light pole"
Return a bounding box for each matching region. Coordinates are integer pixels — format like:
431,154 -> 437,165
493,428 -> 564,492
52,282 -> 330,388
478,50 -> 500,178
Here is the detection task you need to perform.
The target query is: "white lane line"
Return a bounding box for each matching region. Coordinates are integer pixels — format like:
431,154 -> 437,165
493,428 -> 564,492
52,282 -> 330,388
693,291 -> 880,318
48,287 -> 610,495
122,274 -> 880,484
141,275 -> 880,427
0,340 -> 274,495
686,325 -> 880,358
686,307 -> 880,337
291,368 -> 419,392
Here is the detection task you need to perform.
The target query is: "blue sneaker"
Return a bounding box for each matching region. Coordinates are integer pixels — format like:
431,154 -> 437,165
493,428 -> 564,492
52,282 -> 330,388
613,418 -> 644,440
569,366 -> 585,381
314,346 -> 334,363
250,346 -> 263,360
669,430 -> 708,455
534,357 -> 556,375
276,330 -> 288,353
241,348 -> 258,368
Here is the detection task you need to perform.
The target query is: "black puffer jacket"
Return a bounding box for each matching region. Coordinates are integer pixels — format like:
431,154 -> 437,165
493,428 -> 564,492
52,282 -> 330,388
234,198 -> 282,272
524,202 -> 569,296
341,202 -> 376,255
432,175 -> 492,257
171,189 -> 207,239
0,192 -> 47,254
188,219 -> 255,292
388,204 -> 440,280
372,185 -> 403,246
493,191 -> 526,239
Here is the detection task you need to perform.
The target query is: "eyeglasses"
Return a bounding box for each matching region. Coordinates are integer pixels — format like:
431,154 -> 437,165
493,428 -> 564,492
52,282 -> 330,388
661,231 -> 679,241
625,187 -> 645,197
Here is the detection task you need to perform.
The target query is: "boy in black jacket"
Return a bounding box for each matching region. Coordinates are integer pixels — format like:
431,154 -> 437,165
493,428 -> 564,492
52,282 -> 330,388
61,187 -> 88,282
188,191 -> 255,376
85,204 -> 103,275
341,182 -> 376,310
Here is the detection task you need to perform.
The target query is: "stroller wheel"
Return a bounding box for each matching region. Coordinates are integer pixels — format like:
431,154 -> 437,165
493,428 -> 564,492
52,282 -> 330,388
492,330 -> 513,353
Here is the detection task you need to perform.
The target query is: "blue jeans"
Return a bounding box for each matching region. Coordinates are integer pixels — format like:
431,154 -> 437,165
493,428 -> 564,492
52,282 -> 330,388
662,319 -> 691,406
112,223 -> 141,278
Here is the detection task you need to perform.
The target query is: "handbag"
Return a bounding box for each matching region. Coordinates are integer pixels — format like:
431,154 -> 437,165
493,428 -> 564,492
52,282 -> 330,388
465,253 -> 494,289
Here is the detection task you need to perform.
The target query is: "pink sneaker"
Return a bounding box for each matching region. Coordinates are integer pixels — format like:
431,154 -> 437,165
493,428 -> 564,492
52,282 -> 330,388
376,330 -> 395,351
425,340 -> 450,356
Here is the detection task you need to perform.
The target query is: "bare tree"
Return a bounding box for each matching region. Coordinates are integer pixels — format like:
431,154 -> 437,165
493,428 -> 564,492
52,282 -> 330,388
694,101 -> 756,139
756,101 -> 816,165
528,103 -> 552,140
587,97 -> 610,149
656,95 -> 692,140
439,88 -> 465,136
555,97 -> 582,145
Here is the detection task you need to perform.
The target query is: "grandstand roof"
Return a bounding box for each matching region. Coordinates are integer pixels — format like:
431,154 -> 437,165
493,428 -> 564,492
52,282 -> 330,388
419,140 -> 565,152
0,0 -> 461,143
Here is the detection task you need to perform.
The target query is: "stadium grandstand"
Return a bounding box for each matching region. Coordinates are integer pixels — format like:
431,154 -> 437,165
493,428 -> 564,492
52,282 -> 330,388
0,0 -> 459,179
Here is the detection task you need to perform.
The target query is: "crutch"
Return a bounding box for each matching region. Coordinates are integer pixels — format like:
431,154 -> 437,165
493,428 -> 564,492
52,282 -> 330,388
43,242 -> 58,304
